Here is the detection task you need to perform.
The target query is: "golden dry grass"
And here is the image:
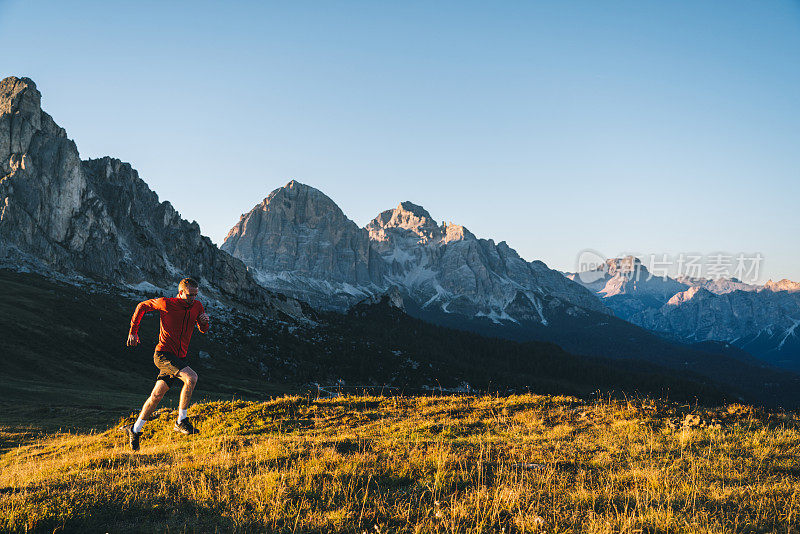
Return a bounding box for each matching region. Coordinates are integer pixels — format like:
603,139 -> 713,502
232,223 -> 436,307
1,394 -> 799,533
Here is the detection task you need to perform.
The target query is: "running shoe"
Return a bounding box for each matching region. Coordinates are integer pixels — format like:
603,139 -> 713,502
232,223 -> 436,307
121,424 -> 141,451
174,418 -> 199,435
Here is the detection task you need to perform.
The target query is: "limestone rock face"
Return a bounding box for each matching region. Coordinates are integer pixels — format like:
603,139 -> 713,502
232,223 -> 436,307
569,257 -> 767,313
0,77 -> 98,267
352,285 -> 405,311
571,256 -> 689,298
223,183 -> 609,323
222,181 -> 386,309
666,286 -> 707,306
223,181 -> 373,282
0,76 -> 306,317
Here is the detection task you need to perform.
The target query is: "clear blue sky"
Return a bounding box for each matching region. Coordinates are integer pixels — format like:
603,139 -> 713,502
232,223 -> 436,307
2,1 -> 798,283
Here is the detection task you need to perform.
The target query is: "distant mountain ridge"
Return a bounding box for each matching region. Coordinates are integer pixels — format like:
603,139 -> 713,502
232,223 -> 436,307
565,256 -> 688,319
568,256 -> 800,369
632,285 -> 800,370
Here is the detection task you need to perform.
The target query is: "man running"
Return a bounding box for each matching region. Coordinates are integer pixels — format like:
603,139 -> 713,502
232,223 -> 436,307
121,277 -> 211,451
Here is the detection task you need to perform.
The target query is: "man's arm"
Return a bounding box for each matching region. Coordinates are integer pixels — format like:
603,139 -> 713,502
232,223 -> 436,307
196,302 -> 210,334
127,298 -> 166,346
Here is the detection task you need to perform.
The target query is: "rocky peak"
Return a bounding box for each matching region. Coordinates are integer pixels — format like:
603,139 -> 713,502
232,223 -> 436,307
366,201 -> 440,242
395,201 -> 433,223
224,180 -> 353,255
441,222 -> 474,243
763,279 -> 800,293
1,76 -> 39,121
667,286 -> 710,306
631,279 -> 800,368
604,256 -> 645,278
280,179 -> 320,197
574,256 -> 648,284
676,275 -> 759,294
1,76 -> 68,176
567,255 -> 690,319
224,179 -> 612,320
222,180 -> 382,289
261,180 -> 339,215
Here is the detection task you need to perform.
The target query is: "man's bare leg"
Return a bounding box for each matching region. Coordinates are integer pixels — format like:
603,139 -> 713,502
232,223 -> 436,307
131,380 -> 170,434
139,380 -> 171,420
176,366 -> 198,422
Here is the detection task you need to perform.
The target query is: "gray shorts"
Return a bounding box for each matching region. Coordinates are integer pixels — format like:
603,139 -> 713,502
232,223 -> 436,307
154,351 -> 190,388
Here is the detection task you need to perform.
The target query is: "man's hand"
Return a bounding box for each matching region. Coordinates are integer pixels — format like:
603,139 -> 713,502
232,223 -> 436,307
198,313 -> 210,324
127,333 -> 140,347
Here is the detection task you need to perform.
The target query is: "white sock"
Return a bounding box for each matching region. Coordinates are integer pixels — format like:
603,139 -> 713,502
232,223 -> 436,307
178,409 -> 188,423
133,419 -> 146,433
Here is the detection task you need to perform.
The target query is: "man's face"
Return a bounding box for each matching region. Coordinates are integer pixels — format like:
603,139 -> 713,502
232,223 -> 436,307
178,286 -> 199,305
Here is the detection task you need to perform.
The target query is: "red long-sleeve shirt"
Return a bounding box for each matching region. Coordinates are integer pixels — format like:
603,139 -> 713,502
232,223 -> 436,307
129,297 -> 209,358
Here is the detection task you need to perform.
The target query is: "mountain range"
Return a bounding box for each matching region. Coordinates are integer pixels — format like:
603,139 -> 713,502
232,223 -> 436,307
3,75 -> 800,407
221,181 -> 607,322
568,257 -> 800,370
219,180 -> 800,375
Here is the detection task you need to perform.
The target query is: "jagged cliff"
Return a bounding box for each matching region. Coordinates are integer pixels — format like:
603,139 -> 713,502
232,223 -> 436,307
0,76 -> 306,317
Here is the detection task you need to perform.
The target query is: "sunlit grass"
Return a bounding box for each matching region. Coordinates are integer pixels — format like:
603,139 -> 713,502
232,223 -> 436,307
1,394 -> 799,532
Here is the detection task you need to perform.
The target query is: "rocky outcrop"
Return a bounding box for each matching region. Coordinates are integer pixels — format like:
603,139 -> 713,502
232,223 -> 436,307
0,76 -> 307,317
567,256 -> 795,319
222,181 -> 609,323
666,286 -> 707,306
1,76 -> 102,270
636,285 -> 800,347
349,285 -> 405,313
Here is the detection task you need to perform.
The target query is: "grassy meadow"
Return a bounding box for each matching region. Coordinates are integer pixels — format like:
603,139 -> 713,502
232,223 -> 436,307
2,393 -> 800,533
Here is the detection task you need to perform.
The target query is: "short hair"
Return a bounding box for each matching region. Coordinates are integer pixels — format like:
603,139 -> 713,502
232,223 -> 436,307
179,278 -> 199,291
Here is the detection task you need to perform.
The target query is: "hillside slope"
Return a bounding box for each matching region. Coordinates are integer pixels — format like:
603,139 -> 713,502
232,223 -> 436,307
2,394 -> 799,532
0,268 -> 731,407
